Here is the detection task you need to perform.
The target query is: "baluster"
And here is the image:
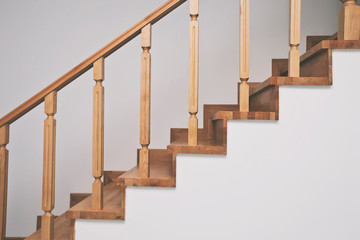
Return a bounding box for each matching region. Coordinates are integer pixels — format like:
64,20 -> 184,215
239,0 -> 249,112
42,91 -> 57,240
338,0 -> 360,40
92,57 -> 105,210
289,0 -> 301,77
188,0 -> 199,146
139,24 -> 152,178
0,125 -> 9,240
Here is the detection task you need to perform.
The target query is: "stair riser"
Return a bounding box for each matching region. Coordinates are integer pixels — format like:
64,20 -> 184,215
136,149 -> 173,165
272,49 -> 332,85
306,34 -> 337,51
170,129 -> 208,143
214,119 -> 227,149
203,105 -> 237,139
249,84 -> 279,119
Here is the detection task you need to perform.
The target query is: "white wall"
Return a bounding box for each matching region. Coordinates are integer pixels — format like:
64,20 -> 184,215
0,0 -> 341,236
76,50 -> 360,239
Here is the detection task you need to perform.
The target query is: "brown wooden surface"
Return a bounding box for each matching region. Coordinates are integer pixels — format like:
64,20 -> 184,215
306,33 -> 337,51
104,171 -> 126,186
275,40 -> 360,78
214,120 -> 227,147
171,128 -> 208,144
118,150 -> 175,187
5,238 -> 25,240
249,83 -> 279,119
168,138 -> 225,155
25,215 -> 71,240
0,0 -> 187,128
272,59 -> 288,76
300,50 -> 331,78
213,111 -> 276,121
250,77 -> 330,96
66,182 -> 124,220
203,104 -> 238,138
70,194 -> 91,208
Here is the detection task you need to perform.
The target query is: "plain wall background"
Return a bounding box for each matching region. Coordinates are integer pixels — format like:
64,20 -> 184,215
0,0 -> 341,236
77,50 -> 360,239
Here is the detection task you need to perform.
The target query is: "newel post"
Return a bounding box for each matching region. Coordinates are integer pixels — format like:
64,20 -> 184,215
0,125 -> 9,240
42,91 -> 57,240
338,0 -> 360,40
239,0 -> 250,112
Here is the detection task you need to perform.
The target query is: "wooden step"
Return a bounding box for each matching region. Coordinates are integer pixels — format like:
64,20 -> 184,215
247,76 -> 329,117
170,128 -> 208,143
104,171 -> 126,185
273,39 -> 360,85
203,105 -> 238,136
167,103 -> 277,155
212,111 -> 276,121
117,149 -> 175,188
5,238 -> 25,240
25,215 -> 74,240
250,76 -> 330,96
306,33 -> 337,51
66,181 -> 125,221
167,137 -> 225,155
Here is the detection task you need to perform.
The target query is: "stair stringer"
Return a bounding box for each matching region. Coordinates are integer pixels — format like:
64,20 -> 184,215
74,50 -> 360,240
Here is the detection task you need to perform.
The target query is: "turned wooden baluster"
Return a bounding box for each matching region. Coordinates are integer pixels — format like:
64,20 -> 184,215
338,0 -> 360,40
42,91 -> 57,240
289,0 -> 301,77
239,0 -> 249,112
139,24 -> 152,178
92,57 -> 105,210
0,125 -> 9,240
188,0 -> 199,146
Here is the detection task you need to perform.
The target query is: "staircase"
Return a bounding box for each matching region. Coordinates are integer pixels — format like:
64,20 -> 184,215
1,0 -> 360,239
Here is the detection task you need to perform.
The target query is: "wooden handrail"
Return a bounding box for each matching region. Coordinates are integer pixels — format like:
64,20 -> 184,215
0,0 -> 187,128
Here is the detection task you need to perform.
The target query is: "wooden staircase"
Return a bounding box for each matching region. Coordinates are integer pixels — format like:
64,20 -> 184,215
1,0 -> 360,239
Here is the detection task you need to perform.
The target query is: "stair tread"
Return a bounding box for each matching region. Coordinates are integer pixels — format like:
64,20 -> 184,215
25,214 -> 72,240
168,138 -> 225,155
250,76 -> 330,96
66,181 -> 124,220
117,157 -> 175,187
212,111 -> 277,121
